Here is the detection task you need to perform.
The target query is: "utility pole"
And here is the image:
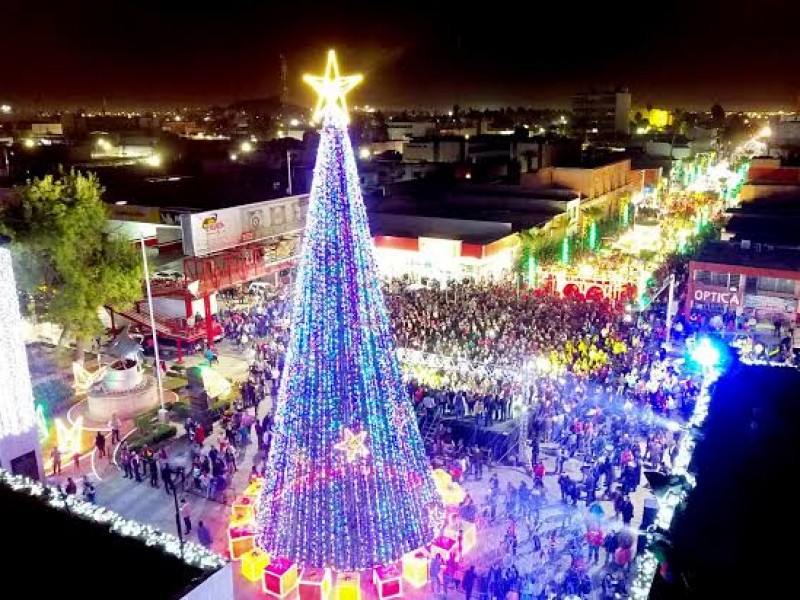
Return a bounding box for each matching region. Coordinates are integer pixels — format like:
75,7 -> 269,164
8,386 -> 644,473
665,273 -> 676,349
140,234 -> 165,417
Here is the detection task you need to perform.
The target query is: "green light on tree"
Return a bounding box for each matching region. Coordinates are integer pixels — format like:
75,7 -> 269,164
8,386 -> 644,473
587,221 -> 598,251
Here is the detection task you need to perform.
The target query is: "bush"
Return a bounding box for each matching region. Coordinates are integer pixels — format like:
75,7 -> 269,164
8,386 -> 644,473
169,402 -> 191,420
133,407 -> 161,437
209,399 -> 231,419
151,424 -> 177,445
129,424 -> 177,452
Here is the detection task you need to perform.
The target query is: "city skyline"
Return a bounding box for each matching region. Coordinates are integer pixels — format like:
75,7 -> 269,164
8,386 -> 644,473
2,0 -> 798,111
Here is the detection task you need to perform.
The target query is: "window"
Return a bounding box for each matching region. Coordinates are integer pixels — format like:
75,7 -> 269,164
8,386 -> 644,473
694,270 -> 712,285
695,270 -> 741,288
756,277 -> 796,294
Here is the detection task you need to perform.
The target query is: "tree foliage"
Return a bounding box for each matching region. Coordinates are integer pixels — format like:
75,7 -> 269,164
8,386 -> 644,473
0,169 -> 143,341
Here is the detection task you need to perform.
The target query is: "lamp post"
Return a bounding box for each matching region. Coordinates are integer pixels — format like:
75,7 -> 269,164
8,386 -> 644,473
139,234 -> 166,418
286,150 -> 293,195
170,479 -> 185,560
665,273 -> 676,350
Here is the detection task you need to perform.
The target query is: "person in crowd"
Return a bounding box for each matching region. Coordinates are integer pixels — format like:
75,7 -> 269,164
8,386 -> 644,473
180,498 -> 192,534
197,520 -> 212,548
95,431 -> 106,459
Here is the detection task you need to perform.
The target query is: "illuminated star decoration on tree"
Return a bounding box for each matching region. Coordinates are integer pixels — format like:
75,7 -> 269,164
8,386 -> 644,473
303,49 -> 363,124
334,427 -> 369,463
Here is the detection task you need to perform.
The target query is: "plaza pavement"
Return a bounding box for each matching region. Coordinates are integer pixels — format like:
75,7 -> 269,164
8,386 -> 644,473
59,340 -> 654,599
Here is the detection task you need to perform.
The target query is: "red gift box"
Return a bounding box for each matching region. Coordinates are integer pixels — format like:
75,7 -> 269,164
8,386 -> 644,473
430,535 -> 458,562
299,567 -> 332,600
262,556 -> 298,597
372,563 -> 402,599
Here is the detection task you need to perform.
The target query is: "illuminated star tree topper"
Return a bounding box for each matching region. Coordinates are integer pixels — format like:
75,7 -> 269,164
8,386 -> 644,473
303,49 -> 363,124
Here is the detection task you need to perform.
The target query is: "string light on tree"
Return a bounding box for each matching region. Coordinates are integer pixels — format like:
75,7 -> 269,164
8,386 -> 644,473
0,241 -> 38,438
255,50 -> 442,571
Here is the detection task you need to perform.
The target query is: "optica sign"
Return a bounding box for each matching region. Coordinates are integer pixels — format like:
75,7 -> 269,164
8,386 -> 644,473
693,287 -> 742,307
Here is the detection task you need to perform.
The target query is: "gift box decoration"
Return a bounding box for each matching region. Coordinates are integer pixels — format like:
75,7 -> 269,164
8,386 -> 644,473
240,548 -> 270,582
372,563 -> 402,599
335,571 -> 361,600
401,548 -> 430,588
299,567 -> 332,600
231,495 -> 256,523
227,523 -> 255,560
262,556 -> 298,597
430,535 -> 458,562
243,478 -> 264,499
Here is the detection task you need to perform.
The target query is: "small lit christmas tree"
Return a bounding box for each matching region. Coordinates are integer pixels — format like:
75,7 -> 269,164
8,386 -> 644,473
255,51 -> 442,571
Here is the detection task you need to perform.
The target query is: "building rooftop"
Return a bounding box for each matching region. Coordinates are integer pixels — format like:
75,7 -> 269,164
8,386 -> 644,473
694,240 -> 800,272
724,197 -> 800,246
1,480 -> 216,598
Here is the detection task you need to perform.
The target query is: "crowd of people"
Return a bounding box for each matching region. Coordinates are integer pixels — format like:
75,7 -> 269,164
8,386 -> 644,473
124,277 -> 699,599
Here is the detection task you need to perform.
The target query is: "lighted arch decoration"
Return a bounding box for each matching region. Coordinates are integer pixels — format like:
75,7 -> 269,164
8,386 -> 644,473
537,267 -> 633,306
585,286 -> 605,302
562,283 -> 581,298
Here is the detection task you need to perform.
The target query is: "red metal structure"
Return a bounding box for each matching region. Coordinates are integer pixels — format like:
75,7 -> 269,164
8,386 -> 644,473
109,241 -> 299,359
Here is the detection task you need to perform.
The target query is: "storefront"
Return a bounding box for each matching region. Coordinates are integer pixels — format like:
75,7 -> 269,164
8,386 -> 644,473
689,285 -> 744,316
742,294 -> 798,327
373,234 -> 519,282
688,251 -> 800,327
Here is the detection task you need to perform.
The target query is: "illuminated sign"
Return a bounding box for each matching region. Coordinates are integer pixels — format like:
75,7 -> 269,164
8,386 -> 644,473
693,287 -> 741,307
182,195 -> 309,257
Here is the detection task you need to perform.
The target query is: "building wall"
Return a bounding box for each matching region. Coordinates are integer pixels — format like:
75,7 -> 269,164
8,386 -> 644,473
740,183 -> 800,202
687,259 -> 800,325
373,234 -> 518,281
403,139 -> 464,163
615,92 -> 632,135
180,565 -> 233,600
549,159 -> 632,199
387,121 -> 435,141
572,90 -> 631,135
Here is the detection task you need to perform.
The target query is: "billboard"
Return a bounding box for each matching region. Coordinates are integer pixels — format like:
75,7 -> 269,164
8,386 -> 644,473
182,195 -> 309,257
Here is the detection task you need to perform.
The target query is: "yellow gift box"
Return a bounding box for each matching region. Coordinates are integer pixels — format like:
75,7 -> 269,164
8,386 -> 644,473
401,548 -> 429,588
335,571 -> 361,600
240,548 -> 270,582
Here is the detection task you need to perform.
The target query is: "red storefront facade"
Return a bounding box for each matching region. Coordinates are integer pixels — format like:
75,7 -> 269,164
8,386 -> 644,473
687,259 -> 800,326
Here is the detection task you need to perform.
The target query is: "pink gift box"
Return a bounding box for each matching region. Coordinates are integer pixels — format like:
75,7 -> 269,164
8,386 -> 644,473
372,564 -> 402,599
430,535 -> 458,562
262,557 -> 298,597
299,567 -> 332,600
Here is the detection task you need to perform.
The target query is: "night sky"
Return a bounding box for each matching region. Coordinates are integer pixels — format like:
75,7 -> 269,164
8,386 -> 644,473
2,0 -> 798,110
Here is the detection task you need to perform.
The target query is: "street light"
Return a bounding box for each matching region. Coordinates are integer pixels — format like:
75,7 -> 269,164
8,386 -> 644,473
240,141 -> 254,154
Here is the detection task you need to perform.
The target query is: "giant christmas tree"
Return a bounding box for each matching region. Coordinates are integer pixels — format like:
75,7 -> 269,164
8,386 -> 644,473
255,51 -> 442,571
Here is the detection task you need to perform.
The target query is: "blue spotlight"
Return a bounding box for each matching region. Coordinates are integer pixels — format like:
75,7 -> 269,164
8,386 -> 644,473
690,337 -> 722,370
